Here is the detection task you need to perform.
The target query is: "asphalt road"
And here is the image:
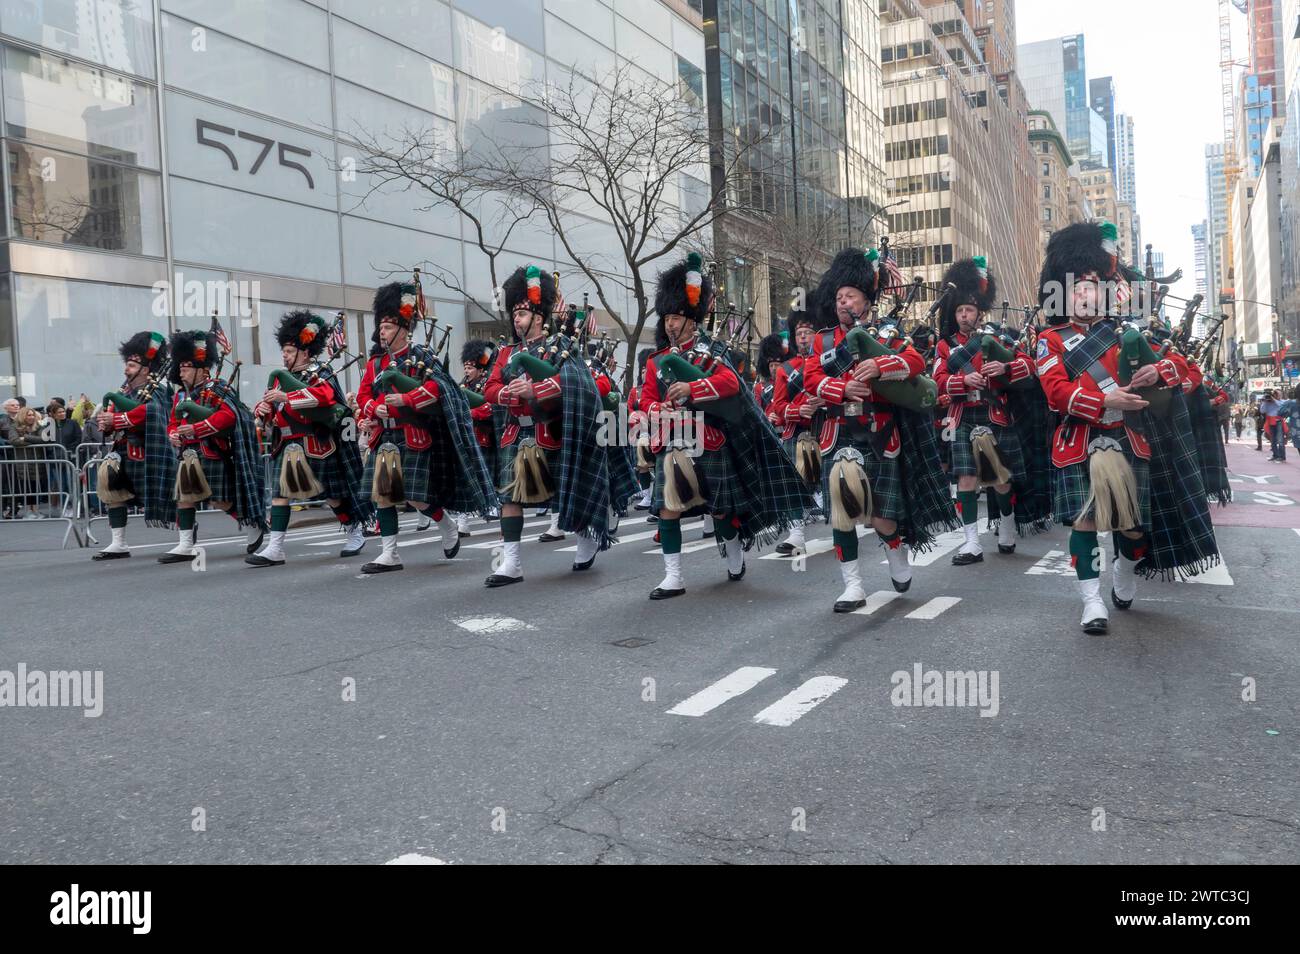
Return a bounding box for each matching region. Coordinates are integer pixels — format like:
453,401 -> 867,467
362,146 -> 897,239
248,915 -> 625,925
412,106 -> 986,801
1,448 -> 1297,864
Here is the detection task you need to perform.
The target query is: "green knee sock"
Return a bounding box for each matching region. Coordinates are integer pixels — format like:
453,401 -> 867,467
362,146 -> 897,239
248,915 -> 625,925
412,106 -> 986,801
659,518 -> 682,555
178,509 -> 195,531
956,490 -> 979,526
377,506 -> 398,536
270,504 -> 290,533
1069,529 -> 1100,581
1117,532 -> 1146,562
832,528 -> 858,562
715,515 -> 738,541
108,506 -> 128,529
501,515 -> 524,543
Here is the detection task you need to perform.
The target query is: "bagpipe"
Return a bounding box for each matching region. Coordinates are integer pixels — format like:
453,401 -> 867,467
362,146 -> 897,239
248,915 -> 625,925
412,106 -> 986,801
262,313 -> 361,429
97,354 -> 176,506
654,299 -> 755,424
102,353 -> 173,414
944,322 -> 1035,392
821,323 -> 938,412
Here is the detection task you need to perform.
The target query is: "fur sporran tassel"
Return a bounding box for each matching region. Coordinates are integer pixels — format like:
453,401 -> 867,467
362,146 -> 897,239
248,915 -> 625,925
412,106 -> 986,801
96,452 -> 135,506
828,454 -> 872,532
635,435 -> 652,472
663,449 -> 706,512
970,426 -> 1011,488
174,448 -> 212,506
279,442 -> 324,500
504,439 -> 554,505
795,432 -> 822,488
1079,440 -> 1139,531
371,442 -> 405,508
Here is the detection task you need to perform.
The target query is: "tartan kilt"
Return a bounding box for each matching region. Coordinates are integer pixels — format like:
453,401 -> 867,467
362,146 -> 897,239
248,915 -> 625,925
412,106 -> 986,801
495,426 -> 560,506
272,442 -> 352,501
818,426 -> 903,521
949,404 -> 1027,485
118,451 -> 147,503
650,445 -> 742,516
1051,426 -> 1150,527
197,453 -> 236,504
359,427 -> 435,505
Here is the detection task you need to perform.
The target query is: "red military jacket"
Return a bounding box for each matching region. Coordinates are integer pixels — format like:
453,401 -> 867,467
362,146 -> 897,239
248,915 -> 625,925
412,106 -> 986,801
802,324 -> 924,457
483,337 -> 564,451
1034,319 -> 1182,466
779,354 -> 814,440
932,332 -> 1035,428
168,382 -> 238,461
106,393 -> 148,462
257,374 -> 340,457
356,346 -> 442,451
639,338 -> 739,452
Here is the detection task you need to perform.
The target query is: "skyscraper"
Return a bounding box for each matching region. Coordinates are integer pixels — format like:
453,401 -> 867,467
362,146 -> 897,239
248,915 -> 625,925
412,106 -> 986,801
1192,221 -> 1210,337
1089,75 -> 1116,175
1017,34 -> 1107,165
1205,143 -> 1229,305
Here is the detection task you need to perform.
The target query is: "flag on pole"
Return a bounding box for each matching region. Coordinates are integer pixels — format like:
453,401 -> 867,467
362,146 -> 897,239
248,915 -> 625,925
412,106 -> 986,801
881,249 -> 905,296
209,314 -> 232,356
327,316 -> 348,357
583,307 -> 598,336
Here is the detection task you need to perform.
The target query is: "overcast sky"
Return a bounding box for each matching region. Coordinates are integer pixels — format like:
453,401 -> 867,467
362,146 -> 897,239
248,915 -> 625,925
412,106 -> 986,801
1015,0 -> 1247,296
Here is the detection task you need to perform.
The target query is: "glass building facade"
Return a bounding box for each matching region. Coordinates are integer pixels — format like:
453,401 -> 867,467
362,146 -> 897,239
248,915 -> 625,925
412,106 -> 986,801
0,0 -> 706,403
703,0 -> 885,326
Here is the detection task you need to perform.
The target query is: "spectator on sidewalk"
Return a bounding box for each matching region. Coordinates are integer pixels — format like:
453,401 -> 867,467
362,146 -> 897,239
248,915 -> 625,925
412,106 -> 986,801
45,399 -> 80,514
1276,390 -> 1297,461
1254,400 -> 1267,450
7,406 -> 49,518
1216,397 -> 1231,444
1,397 -> 18,445
1261,391 -> 1284,462
1232,404 -> 1245,440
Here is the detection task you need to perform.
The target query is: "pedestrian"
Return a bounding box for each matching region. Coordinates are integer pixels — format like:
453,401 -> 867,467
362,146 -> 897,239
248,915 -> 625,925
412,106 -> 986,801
1232,404 -> 1244,439
45,399 -> 80,516
1261,390 -> 1284,461
1254,399 -> 1266,450
1216,395 -> 1230,444
7,406 -> 49,519
1289,387 -> 1300,455
1275,390 -> 1296,462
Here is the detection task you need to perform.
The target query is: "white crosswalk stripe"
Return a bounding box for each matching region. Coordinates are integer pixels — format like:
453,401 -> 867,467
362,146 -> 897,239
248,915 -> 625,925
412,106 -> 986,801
667,666 -> 776,717
759,538 -> 836,560
752,676 -> 847,726
905,596 -> 962,619
852,590 -> 903,615
1026,549 -> 1073,576
558,527 -> 659,551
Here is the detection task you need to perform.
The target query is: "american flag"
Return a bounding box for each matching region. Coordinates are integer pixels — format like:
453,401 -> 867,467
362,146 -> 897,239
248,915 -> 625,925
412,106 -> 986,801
583,307 -> 598,337
209,314 -> 231,355
327,315 -> 348,357
881,249 -> 905,296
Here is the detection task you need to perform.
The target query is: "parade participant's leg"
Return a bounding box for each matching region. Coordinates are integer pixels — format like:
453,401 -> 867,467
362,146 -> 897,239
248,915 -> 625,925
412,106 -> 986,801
422,504 -> 459,558
952,478 -> 983,566
208,499 -> 266,554
485,507 -> 524,587
330,500 -> 366,557
715,513 -> 745,580
539,510 -> 565,542
701,513 -> 715,539
875,518 -> 912,593
415,508 -> 433,531
572,529 -> 600,572
93,505 -> 132,560
776,518 -> 806,556
1110,530 -> 1145,610
650,512 -> 685,599
831,525 -> 866,613
994,482 -> 1016,554
634,471 -> 652,509
159,507 -> 198,564
246,501 -> 289,567
456,512 -> 471,536
361,506 -> 403,573
1070,521 -> 1107,635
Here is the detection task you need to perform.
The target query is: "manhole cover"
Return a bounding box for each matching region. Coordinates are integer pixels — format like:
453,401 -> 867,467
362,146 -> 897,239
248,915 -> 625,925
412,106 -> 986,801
610,637 -> 654,648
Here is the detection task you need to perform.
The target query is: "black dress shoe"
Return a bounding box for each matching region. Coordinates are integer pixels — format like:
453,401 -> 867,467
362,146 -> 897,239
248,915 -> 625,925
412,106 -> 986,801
727,560 -> 746,581
1110,588 -> 1133,611
443,539 -> 460,559
245,554 -> 284,567
458,530 -> 471,538
484,573 -> 523,587
951,550 -> 984,566
646,514 -> 657,523
245,527 -> 266,555
538,531 -> 566,542
702,530 -> 715,539
890,576 -> 911,593
157,552 -> 197,564
1082,616 -> 1109,635
91,550 -> 130,561
649,586 -> 685,600
833,597 -> 866,613
774,541 -> 799,556
572,555 -> 596,571
997,543 -> 1016,554
340,542 -> 365,557
361,560 -> 403,574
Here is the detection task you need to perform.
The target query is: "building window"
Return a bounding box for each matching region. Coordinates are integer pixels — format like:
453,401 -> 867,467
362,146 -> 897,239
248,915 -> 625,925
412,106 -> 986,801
1042,160 -> 1050,176
1043,184 -> 1051,199
1043,208 -> 1052,222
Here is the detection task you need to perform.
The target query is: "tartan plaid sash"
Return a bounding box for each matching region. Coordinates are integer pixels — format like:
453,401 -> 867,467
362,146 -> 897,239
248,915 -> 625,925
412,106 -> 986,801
893,407 -> 961,551
1061,320 -> 1119,381
1187,384 -> 1232,506
1138,390 -> 1220,580
204,380 -> 265,528
1005,382 -> 1055,532
555,359 -> 617,547
140,384 -> 178,528
319,368 -> 373,524
424,361 -> 498,517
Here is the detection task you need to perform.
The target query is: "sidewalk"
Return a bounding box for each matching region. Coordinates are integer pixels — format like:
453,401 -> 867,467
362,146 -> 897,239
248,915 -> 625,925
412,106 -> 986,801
1215,434 -> 1299,529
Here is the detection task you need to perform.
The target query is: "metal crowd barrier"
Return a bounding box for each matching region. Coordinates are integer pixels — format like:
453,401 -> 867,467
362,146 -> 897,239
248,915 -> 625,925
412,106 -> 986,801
0,444 -> 81,548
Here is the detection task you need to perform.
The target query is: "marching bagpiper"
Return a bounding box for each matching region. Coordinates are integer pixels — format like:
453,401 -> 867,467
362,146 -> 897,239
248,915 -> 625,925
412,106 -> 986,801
773,311 -> 822,556
355,281 -> 497,574
1035,222 -> 1220,634
931,258 -> 1033,564
483,266 -> 633,584
457,338 -> 501,537
640,254 -> 813,599
246,310 -> 373,566
160,330 -> 266,564
802,249 -> 958,612
91,331 -> 177,559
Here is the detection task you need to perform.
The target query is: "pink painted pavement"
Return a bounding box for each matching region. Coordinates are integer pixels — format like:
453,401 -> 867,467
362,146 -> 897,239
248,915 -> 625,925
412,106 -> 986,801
1214,433 -> 1300,529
